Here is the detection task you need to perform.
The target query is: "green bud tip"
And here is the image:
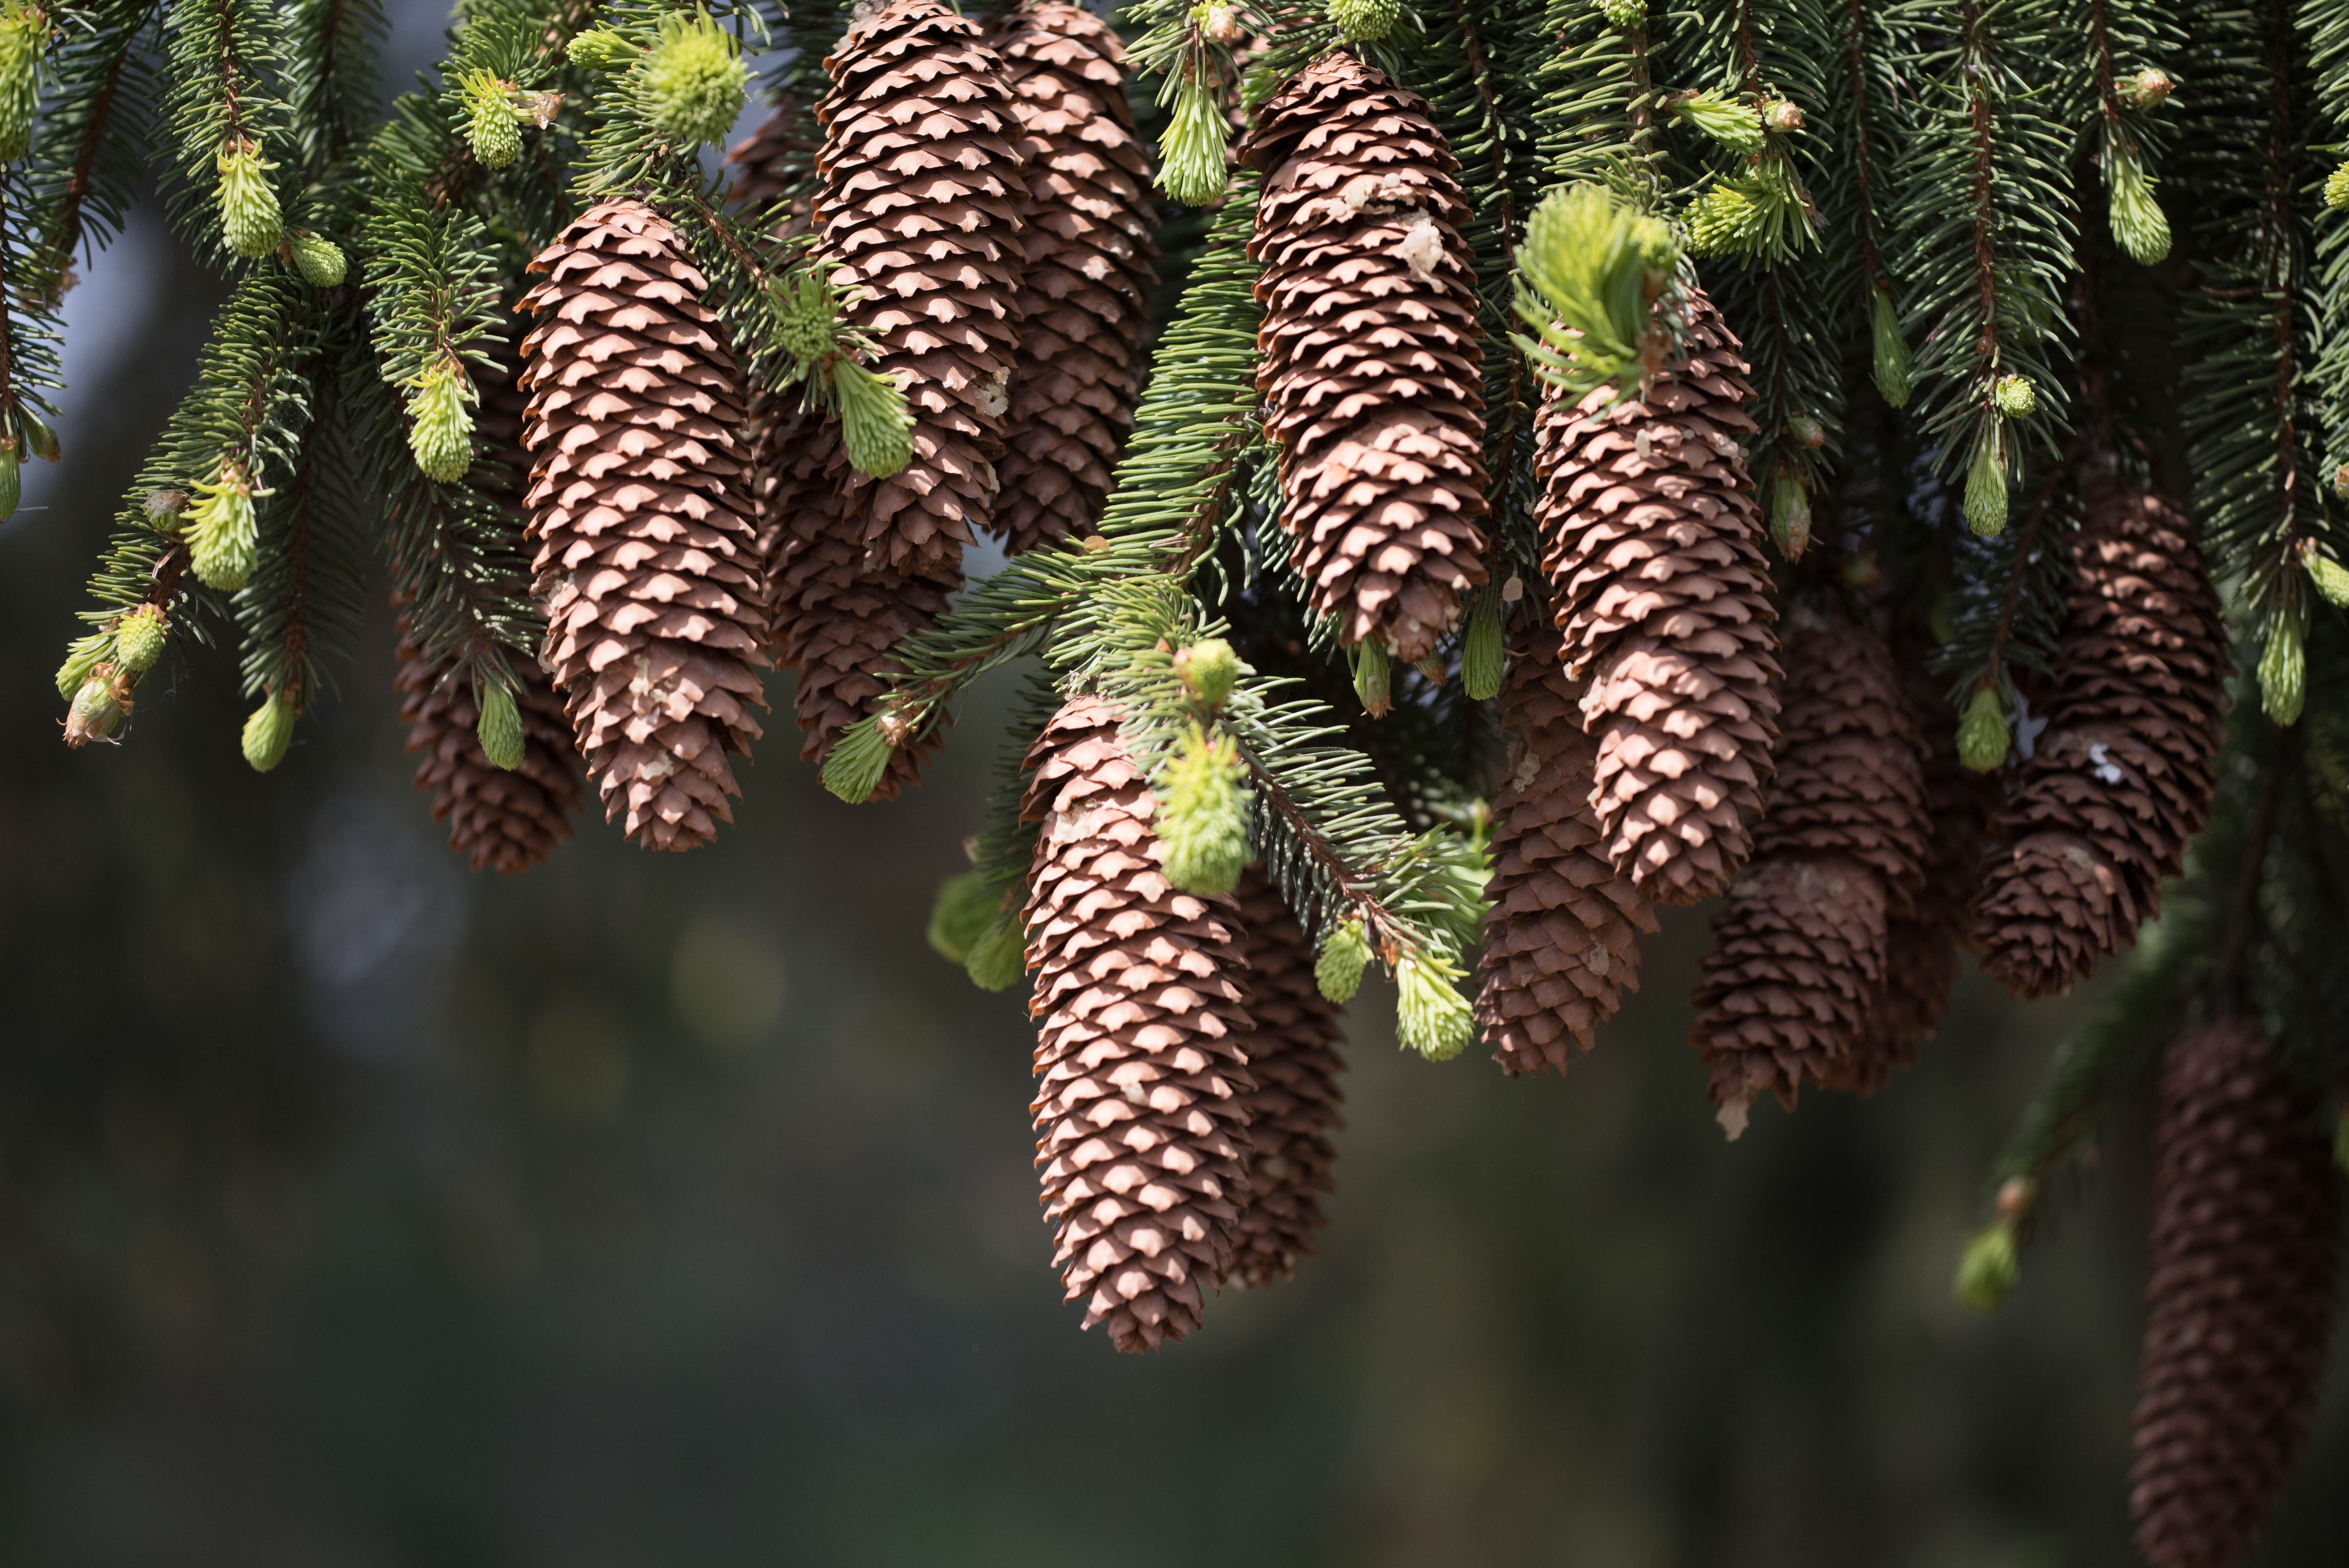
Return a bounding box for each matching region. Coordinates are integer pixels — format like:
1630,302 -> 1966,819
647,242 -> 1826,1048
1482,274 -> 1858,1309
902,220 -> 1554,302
1668,91 -> 1765,157
822,713 -> 897,803
2305,548 -> 2349,608
1513,184 -> 1679,402
964,912 -> 1027,992
1328,0 -> 1401,42
2108,151 -> 2171,265
458,68 -> 525,169
19,406 -> 57,463
407,360 -> 475,484
64,672 -> 123,747
1157,75 -> 1230,208
1461,597 -> 1506,702
1786,413 -> 1827,450
2118,67 -> 2172,108
775,270 -> 839,365
1599,0 -> 1641,27
0,1 -> 50,164
113,604 -> 168,674
54,631 -> 110,699
1763,98 -> 1802,133
1770,469 -> 1812,561
1158,724 -> 1253,898
1353,639 -> 1392,717
476,680 -> 525,770
2258,616 -> 2306,726
926,870 -> 999,965
642,8 -> 750,148
832,358 -> 914,479
289,230 -> 348,287
1962,426 -> 2008,537
215,140 -> 283,260
1991,374 -> 2036,419
1685,181 -> 1762,260
0,440 -> 18,522
1870,288 -> 1913,410
1173,637 -> 1241,711
1314,919 -> 1371,1003
1395,953 -> 1473,1060
184,463 -> 261,592
1957,684 -> 2009,773
241,692 -> 297,773
2328,161 -> 2349,213
567,26 -> 639,72
1954,1222 -> 2019,1311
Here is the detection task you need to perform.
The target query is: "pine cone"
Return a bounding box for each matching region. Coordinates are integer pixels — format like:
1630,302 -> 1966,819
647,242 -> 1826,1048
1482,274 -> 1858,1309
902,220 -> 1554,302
519,198 -> 770,851
1689,613 -> 1929,1124
2131,1019 -> 2342,1568
726,94 -> 818,221
394,620 -> 581,875
815,0 -> 1028,576
984,1 -> 1157,554
1971,471 -> 2229,998
1023,695 -> 1255,1351
1476,634 -> 1656,1076
1239,52 -> 1490,666
1538,290 -> 1780,905
1229,864 -> 1346,1288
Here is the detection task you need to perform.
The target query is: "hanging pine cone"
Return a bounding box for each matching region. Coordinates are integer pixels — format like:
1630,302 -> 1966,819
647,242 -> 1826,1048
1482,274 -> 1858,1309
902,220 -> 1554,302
1689,612 -> 1929,1127
2131,1019 -> 2342,1568
814,0 -> 1028,576
984,1 -> 1157,555
1228,864 -> 1346,1288
1971,470 -> 2229,998
1476,633 -> 1657,1076
519,198 -> 770,851
1239,52 -> 1490,666
1539,289 -> 1780,905
393,618 -> 581,875
1022,694 -> 1256,1352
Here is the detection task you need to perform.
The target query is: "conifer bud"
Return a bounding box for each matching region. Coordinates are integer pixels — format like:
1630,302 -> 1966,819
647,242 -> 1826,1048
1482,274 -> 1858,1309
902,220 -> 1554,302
1352,638 -> 1391,716
143,488 -> 187,528
1157,73 -> 1229,207
1958,683 -> 2009,773
2259,614 -> 2305,725
1328,0 -> 1400,41
1158,725 -> 1252,896
1685,182 -> 1759,258
1315,918 -> 1370,1002
406,360 -> 473,483
642,8 -> 749,148
964,911 -> 1027,991
288,230 -> 347,287
55,631 -> 109,697
567,26 -> 638,71
1668,91 -> 1765,156
1461,595 -> 1504,700
185,463 -> 259,591
114,603 -> 167,673
2335,463 -> 2349,501
65,671 -> 123,746
1395,953 -> 1472,1060
1991,374 -> 2036,419
1962,426 -> 2007,536
476,679 -> 524,770
0,440 -> 18,522
1787,412 -> 1826,449
821,713 -> 896,802
241,691 -> 296,772
2329,160 -> 2349,213
1173,636 -> 1240,711
2107,149 -> 2170,265
1770,468 -> 1811,561
1599,0 -> 1641,25
926,870 -> 998,964
831,358 -> 914,478
1199,3 -> 1244,41
20,405 -> 56,462
2118,67 -> 2172,108
2305,547 -> 2349,607
0,1 -> 48,164
1954,1222 -> 2019,1310
215,140 -> 282,260
775,270 -> 838,365
457,68 -> 524,169
1870,287 -> 1912,409
1763,98 -> 1802,132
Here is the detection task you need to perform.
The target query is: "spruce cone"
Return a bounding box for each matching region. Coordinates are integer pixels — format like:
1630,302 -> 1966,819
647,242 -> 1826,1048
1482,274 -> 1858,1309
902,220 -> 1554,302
1971,471 -> 2228,998
1022,695 -> 1255,1351
519,198 -> 770,851
393,621 -> 581,875
2130,1019 -> 2342,1568
1538,290 -> 1780,905
1689,614 -> 1929,1125
984,1 -> 1157,554
1476,636 -> 1657,1076
1240,52 -> 1490,665
1229,865 -> 1346,1288
815,0 -> 1028,576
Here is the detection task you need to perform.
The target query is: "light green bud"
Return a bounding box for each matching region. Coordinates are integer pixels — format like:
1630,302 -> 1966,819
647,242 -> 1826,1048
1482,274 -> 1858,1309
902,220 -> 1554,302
19,405 -> 57,462
113,603 -> 168,674
1328,0 -> 1400,41
2328,160 -> 2349,213
1315,918 -> 1370,1003
2259,615 -> 2305,726
241,691 -> 297,772
1685,181 -> 1761,259
964,911 -> 1027,991
1957,684 -> 2009,773
2307,549 -> 2349,608
926,870 -> 999,964
476,679 -> 524,770
642,8 -> 749,148
1770,468 -> 1811,561
1156,75 -> 1230,208
1353,638 -> 1391,717
821,713 -> 896,802
55,630 -> 110,698
1173,636 -> 1240,711
289,230 -> 347,287
832,358 -> 914,479
1963,425 -> 2008,537
407,360 -> 474,483
775,270 -> 838,365
0,1 -> 48,164
185,465 -> 259,591
567,25 -> 639,71
215,141 -> 282,260
1870,287 -> 1912,410
1668,91 -> 1765,157
2108,149 -> 2170,265
1461,595 -> 1505,701
1599,0 -> 1641,26
1991,374 -> 2036,419
1954,1222 -> 2019,1311
64,673 -> 123,747
1157,724 -> 1253,897
458,68 -> 524,168
1395,953 -> 1473,1060
0,441 -> 18,522
2118,67 -> 2172,108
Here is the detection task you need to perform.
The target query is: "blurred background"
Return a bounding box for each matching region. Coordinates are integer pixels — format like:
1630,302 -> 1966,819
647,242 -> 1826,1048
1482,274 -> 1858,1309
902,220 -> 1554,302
0,9 -> 2345,1564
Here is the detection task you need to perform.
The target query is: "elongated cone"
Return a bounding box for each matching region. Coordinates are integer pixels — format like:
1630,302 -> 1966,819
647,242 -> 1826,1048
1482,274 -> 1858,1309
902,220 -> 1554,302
1971,470 -> 2228,997
1538,290 -> 1780,905
519,198 -> 770,850
394,619 -> 581,874
1228,865 -> 1346,1286
984,2 -> 1157,554
1476,633 -> 1656,1075
1239,52 -> 1490,665
814,0 -> 1028,576
2130,1019 -> 2341,1568
1690,613 -> 1929,1128
1023,695 -> 1256,1351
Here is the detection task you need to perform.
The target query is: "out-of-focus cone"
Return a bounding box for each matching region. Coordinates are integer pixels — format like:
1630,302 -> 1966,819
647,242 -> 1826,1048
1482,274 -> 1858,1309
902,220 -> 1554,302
1228,864 -> 1345,1286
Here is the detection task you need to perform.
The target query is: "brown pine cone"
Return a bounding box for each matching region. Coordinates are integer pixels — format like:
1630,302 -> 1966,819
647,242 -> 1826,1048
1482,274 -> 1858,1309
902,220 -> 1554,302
815,0 -> 1028,577
984,1 -> 1158,554
1023,695 -> 1256,1352
2130,1019 -> 2341,1568
518,198 -> 770,851
1239,52 -> 1490,665
1476,635 -> 1656,1076
394,619 -> 580,875
1971,471 -> 2229,998
1689,613 -> 1928,1128
1538,289 -> 1780,905
1228,865 -> 1346,1288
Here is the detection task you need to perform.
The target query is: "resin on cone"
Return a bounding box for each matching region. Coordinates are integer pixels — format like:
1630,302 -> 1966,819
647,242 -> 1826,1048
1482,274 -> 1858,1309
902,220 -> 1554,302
1538,290 -> 1780,905
519,198 -> 770,850
814,0 -> 1029,576
1229,864 -> 1346,1287
1476,632 -> 1656,1075
1971,470 -> 2229,998
1239,52 -> 1490,665
984,1 -> 1158,554
2130,1019 -> 2341,1568
1690,613 -> 1929,1129
1023,695 -> 1256,1351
